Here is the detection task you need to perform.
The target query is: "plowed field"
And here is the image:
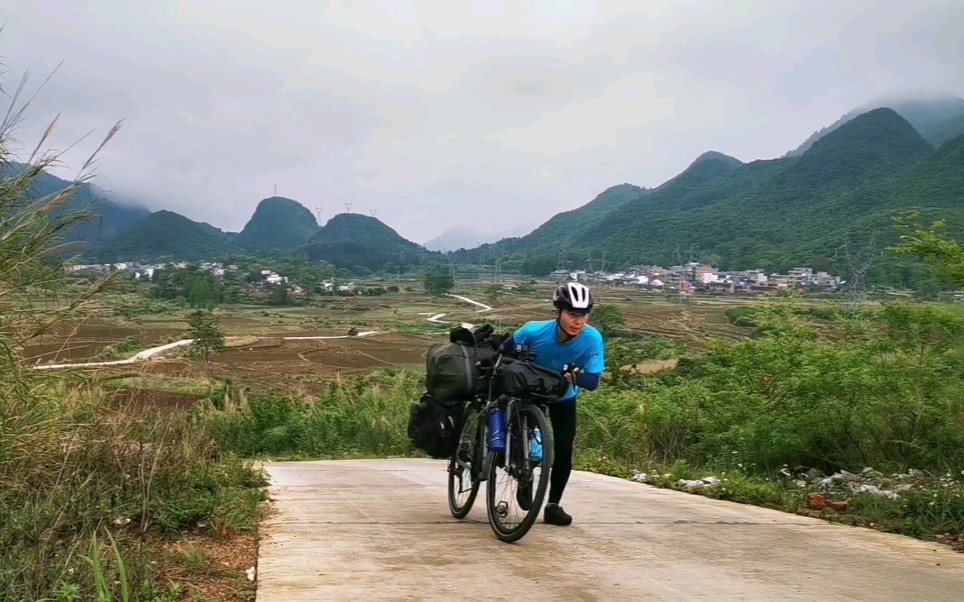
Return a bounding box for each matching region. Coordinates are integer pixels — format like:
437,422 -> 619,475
208,332 -> 430,379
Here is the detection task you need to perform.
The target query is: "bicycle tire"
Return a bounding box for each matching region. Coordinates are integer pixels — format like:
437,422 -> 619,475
485,402 -> 552,542
448,403 -> 482,519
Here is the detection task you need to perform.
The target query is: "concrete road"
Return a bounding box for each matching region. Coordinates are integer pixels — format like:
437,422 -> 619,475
256,459 -> 964,602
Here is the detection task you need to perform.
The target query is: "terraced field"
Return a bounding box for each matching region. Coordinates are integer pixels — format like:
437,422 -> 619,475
20,287 -> 782,394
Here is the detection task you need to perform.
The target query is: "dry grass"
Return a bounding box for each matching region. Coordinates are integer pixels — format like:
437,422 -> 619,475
155,531 -> 260,602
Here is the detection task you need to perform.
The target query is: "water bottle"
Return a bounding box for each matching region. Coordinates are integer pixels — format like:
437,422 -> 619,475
530,427 -> 543,462
488,407 -> 506,451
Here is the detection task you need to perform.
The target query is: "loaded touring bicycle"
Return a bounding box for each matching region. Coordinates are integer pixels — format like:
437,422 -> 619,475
408,325 -> 569,543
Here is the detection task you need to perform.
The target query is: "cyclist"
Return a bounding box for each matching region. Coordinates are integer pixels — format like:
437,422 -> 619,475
500,281 -> 605,526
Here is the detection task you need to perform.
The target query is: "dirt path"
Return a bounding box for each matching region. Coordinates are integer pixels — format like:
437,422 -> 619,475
256,459 -> 964,601
425,293 -> 493,326
31,331 -> 380,370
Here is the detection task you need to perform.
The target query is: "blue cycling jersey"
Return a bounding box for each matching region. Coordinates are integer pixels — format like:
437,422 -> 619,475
511,319 -> 605,402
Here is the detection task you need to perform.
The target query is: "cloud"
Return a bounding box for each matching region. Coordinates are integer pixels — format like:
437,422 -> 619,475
1,0 -> 962,243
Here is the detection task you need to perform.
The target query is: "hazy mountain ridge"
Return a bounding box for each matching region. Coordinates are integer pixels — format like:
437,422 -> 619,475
11,92 -> 962,281
785,93 -> 964,156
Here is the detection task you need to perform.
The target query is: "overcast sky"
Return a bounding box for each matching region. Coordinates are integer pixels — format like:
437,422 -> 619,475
2,0 -> 963,243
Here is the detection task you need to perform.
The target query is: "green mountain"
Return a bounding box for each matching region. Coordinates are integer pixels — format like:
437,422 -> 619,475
770,107 -> 933,194
787,93 -> 964,156
589,108 -> 933,269
301,213 -> 435,270
236,196 -> 320,250
2,162 -> 151,244
486,108 -> 950,275
95,210 -> 238,262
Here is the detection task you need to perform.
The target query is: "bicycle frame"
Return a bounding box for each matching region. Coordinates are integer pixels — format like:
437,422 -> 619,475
450,347 -> 550,494
452,396 -> 534,483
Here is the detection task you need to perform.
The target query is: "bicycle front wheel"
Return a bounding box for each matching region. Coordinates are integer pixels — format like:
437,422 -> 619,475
448,403 -> 482,519
485,403 -> 552,542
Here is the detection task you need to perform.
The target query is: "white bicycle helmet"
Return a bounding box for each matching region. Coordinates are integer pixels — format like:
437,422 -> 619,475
553,282 -> 593,313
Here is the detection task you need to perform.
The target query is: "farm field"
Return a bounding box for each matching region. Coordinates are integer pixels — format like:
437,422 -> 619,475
21,282 -> 831,394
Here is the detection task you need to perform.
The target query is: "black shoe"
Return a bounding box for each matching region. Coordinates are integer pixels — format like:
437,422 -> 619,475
543,503 -> 572,526
516,478 -> 533,511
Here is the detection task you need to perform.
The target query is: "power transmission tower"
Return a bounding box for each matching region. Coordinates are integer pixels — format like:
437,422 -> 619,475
369,209 -> 377,217
314,206 -> 323,222
585,251 -> 593,274
345,201 -> 353,213
556,241 -> 569,271
495,252 -> 505,282
837,234 -> 879,314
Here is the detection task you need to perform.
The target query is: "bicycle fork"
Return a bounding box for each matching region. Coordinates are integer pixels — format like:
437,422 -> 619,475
482,401 -> 530,481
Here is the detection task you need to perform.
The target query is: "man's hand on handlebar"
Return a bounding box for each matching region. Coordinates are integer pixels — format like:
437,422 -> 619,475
562,364 -> 581,384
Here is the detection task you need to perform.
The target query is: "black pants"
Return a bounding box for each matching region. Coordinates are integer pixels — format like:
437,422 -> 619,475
547,400 -> 577,505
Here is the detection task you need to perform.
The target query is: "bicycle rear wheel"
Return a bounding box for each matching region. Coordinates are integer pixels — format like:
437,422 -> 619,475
485,402 -> 552,542
448,403 -> 482,518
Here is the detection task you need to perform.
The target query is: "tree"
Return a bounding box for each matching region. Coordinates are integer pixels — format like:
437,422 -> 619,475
485,283 -> 505,304
269,280 -> 290,305
889,212 -> 964,287
591,304 -> 626,336
514,280 -> 536,294
423,272 -> 454,297
294,264 -> 323,300
186,310 -> 225,362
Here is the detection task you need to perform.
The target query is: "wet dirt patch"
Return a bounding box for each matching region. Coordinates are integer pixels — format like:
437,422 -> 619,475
625,359 -> 679,374
21,323 -> 184,363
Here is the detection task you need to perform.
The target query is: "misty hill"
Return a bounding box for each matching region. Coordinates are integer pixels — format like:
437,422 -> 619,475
423,223 -> 537,252
920,111 -> 964,147
423,225 -> 492,252
453,183 -> 647,269
95,210 -> 238,262
301,213 -> 436,270
236,196 -> 320,250
2,162 -> 151,244
787,92 -> 964,156
481,107 -> 956,276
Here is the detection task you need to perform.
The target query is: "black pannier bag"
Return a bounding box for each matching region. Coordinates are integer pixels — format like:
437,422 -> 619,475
424,324 -> 504,400
425,341 -> 480,400
407,393 -> 464,459
494,357 -> 569,400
